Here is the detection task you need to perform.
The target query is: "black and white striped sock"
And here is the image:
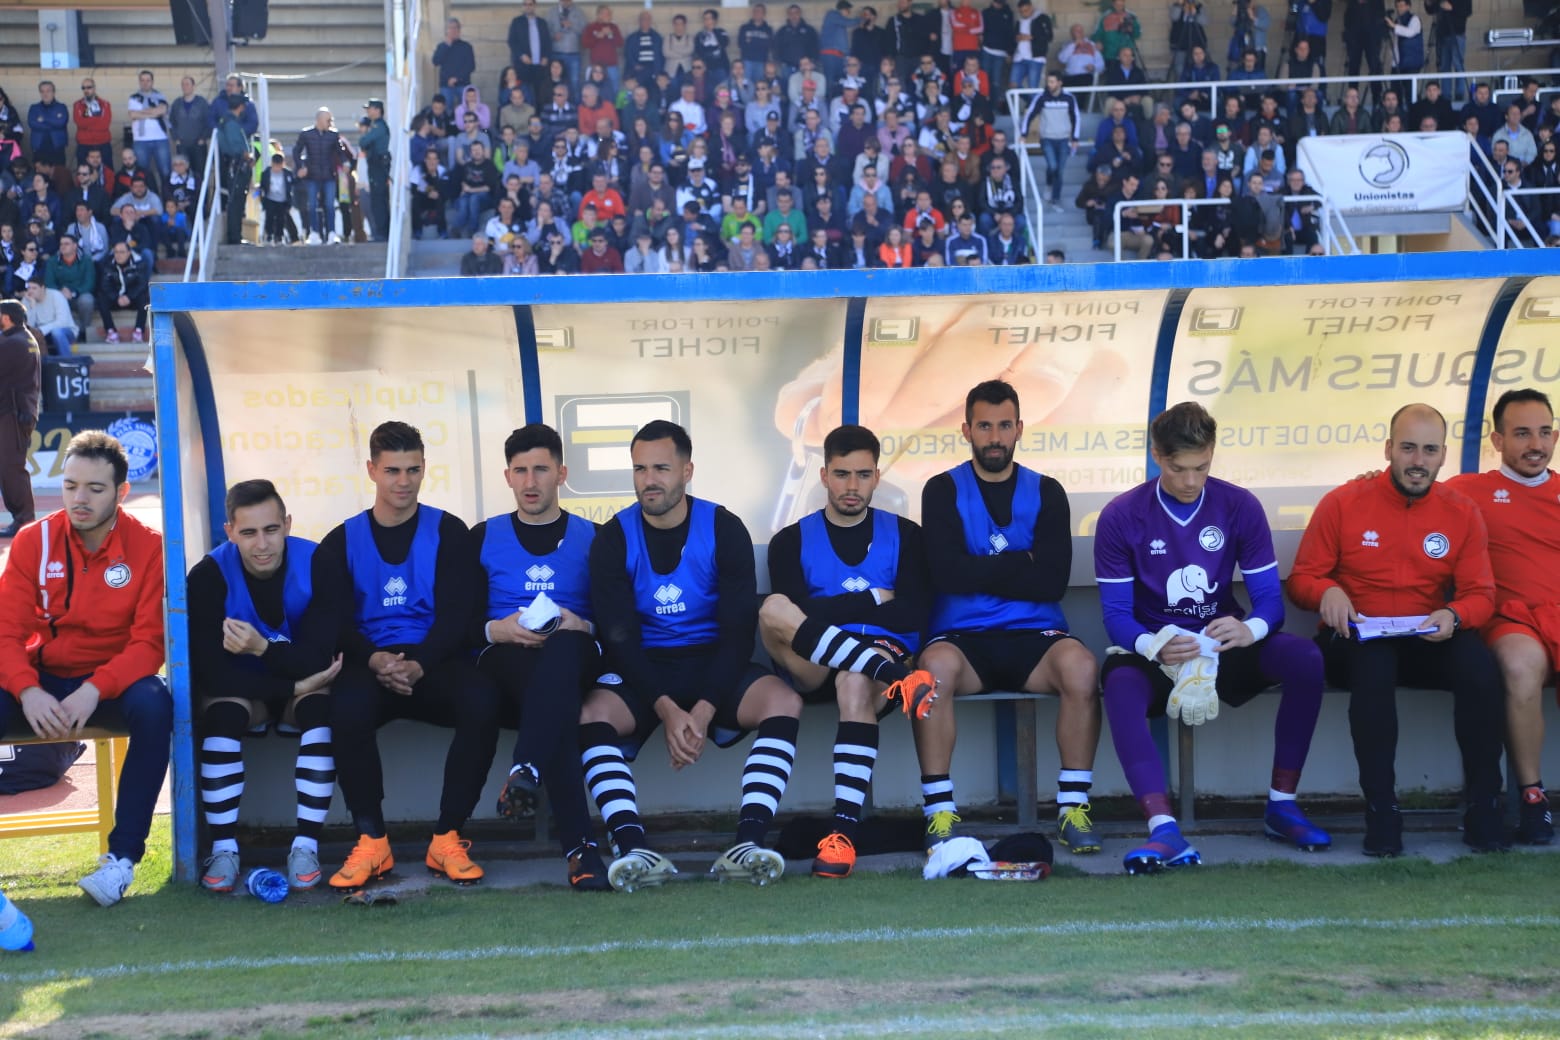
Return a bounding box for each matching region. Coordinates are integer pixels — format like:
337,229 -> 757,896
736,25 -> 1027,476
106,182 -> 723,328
1057,769 -> 1093,812
921,773 -> 956,818
831,721 -> 879,840
293,726 -> 334,851
581,721 -> 644,852
736,716 -> 799,845
791,618 -> 908,684
200,735 -> 244,853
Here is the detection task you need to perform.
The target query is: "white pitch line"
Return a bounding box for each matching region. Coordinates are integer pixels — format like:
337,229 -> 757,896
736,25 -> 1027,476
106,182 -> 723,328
2,913 -> 1556,986
412,1005 -> 1560,1040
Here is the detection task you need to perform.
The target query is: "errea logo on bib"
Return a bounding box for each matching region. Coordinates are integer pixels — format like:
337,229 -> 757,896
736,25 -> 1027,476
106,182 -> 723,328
842,575 -> 870,593
383,574 -> 408,607
525,563 -> 556,590
653,584 -> 686,615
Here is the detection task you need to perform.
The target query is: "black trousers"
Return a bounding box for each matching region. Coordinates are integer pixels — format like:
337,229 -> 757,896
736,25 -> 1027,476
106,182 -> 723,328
1319,629 -> 1505,804
0,411 -> 34,525
477,631 -> 599,854
329,656 -> 501,835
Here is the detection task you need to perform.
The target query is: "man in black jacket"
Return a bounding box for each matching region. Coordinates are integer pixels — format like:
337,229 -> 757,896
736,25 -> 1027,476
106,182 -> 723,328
1342,0 -> 1386,105
292,108 -> 347,243
0,300 -> 39,537
96,241 -> 148,344
1427,0 -> 1470,101
508,0 -> 554,101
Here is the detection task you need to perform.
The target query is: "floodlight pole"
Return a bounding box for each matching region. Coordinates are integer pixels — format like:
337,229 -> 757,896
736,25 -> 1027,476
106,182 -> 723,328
207,0 -> 235,82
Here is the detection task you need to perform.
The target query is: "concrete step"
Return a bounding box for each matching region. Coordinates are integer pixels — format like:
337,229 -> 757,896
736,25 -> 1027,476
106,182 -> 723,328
211,240 -> 389,281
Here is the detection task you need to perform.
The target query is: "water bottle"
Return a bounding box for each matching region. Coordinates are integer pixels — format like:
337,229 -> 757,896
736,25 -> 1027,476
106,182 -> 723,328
245,868 -> 289,904
0,890 -> 34,952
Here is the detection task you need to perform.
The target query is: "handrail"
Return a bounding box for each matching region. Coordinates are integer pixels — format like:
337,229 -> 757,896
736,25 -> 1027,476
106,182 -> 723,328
1111,192 -> 1350,261
182,136 -> 223,282
1011,66 -> 1560,126
384,0 -> 420,279
1501,184 -> 1560,248
1005,86 -> 1045,261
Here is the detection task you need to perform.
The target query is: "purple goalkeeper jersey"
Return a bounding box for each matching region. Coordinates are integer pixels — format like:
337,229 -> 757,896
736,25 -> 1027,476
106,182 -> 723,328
1094,476 -> 1279,635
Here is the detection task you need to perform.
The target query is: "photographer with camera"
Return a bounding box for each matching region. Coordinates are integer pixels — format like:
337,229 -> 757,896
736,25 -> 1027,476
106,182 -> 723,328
1228,0 -> 1272,70
1342,0 -> 1386,105
1386,0 -> 1424,102
1169,0 -> 1209,81
1425,0 -> 1469,102
1093,0 -> 1142,68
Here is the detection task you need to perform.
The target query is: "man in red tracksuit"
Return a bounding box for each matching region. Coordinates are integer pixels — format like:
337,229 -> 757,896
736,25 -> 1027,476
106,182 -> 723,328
0,430 -> 169,907
1288,403 -> 1505,857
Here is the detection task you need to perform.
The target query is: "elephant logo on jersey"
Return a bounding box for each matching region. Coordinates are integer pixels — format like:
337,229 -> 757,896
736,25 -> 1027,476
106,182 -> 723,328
525,564 -> 556,590
1198,526 -> 1225,551
654,583 -> 686,615
988,532 -> 1010,554
1166,564 -> 1219,606
383,574 -> 408,607
1423,532 -> 1449,559
841,575 -> 871,593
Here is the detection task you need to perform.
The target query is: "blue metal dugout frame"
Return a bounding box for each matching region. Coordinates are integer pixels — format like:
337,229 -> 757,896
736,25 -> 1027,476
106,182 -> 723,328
151,252 -> 1560,882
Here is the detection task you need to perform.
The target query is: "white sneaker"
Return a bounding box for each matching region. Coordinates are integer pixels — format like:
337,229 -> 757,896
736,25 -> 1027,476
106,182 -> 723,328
607,848 -> 679,893
306,231 -> 322,245
79,854 -> 135,907
327,231 -> 342,244
287,845 -> 323,890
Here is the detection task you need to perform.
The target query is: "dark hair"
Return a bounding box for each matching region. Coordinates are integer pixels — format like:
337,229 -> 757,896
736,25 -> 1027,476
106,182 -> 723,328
1492,388 -> 1553,432
823,424 -> 881,463
0,299 -> 26,327
64,430 -> 129,486
632,419 -> 692,457
369,420 -> 425,458
504,423 -> 564,464
225,478 -> 287,523
964,379 -> 1020,424
1151,401 -> 1218,456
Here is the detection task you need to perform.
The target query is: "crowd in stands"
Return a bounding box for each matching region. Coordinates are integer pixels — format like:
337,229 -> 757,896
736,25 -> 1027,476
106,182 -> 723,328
407,0 -> 1557,273
0,71 -> 230,348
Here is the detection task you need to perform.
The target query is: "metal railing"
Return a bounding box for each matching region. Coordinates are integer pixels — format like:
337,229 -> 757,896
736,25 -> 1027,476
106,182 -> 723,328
1111,192 -> 1353,261
182,73 -> 270,282
383,0 -> 421,278
1010,65 -> 1557,258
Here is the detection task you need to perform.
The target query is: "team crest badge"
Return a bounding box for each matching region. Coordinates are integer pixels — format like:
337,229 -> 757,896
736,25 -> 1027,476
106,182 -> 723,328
104,562 -> 132,588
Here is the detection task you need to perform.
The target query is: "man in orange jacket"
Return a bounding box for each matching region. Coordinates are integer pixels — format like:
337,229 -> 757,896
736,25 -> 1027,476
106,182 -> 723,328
0,431 -> 169,907
1445,387 -> 1558,846
1289,403 -> 1505,857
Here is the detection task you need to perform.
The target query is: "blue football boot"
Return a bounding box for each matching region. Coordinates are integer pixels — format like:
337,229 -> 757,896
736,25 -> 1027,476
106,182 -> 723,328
1264,799 -> 1332,851
1122,821 -> 1202,875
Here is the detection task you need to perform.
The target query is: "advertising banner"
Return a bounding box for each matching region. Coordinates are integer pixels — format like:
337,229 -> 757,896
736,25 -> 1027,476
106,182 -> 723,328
779,290 -> 1169,534
532,298 -> 848,539
1297,132 -> 1469,215
1168,278 -> 1506,528
1479,275 -> 1560,468
191,306 -> 526,543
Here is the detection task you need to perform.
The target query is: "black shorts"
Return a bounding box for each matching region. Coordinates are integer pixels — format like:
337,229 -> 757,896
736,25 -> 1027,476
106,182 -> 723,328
1099,640 -> 1277,718
476,631 -> 601,727
928,629 -> 1079,692
595,650 -> 773,760
792,635 -> 913,706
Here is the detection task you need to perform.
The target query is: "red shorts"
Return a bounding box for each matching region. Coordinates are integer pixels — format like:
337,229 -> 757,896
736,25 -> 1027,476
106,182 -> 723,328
1485,600 -> 1560,704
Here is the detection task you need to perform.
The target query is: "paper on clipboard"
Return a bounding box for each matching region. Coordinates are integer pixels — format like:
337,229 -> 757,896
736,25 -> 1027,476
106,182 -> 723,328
1352,614 -> 1434,641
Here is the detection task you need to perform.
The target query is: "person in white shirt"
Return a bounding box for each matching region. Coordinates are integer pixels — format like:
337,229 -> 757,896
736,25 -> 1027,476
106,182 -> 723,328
1057,24 -> 1106,88
127,69 -> 172,190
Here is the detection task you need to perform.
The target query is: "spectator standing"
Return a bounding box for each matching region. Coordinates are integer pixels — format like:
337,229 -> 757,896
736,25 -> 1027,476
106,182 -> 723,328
1010,1 -> 1052,91
1427,0 -> 1470,101
1167,0 -> 1207,81
26,81 -> 69,167
1092,0 -> 1141,66
550,0 -> 587,92
890,0 -> 939,82
0,87 -> 23,149
980,0 -> 1016,104
950,0 -> 984,69
168,77 -> 211,176
1295,0 -> 1331,76
97,241 -> 149,343
508,0 -> 554,101
696,10 -> 733,81
1342,0 -> 1386,104
821,2 -> 862,87
1227,0 -> 1270,69
72,78 -> 112,169
625,11 -> 665,86
1387,0 -> 1423,99
359,98 -> 392,241
777,5 -> 821,79
741,5 -> 777,71
665,14 -> 696,78
214,95 -> 254,246
128,70 -> 172,190
852,8 -> 893,92
0,286 -> 41,496
434,18 -> 478,111
258,154 -> 297,244
293,107 -> 348,244
584,6 -> 626,98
